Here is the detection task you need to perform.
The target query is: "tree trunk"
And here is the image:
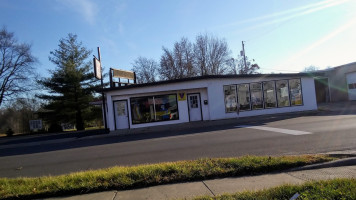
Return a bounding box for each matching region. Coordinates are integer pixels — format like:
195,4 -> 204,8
76,107 -> 84,131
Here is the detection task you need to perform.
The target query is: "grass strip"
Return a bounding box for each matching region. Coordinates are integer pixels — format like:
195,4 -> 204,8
194,178 -> 356,200
0,155 -> 334,199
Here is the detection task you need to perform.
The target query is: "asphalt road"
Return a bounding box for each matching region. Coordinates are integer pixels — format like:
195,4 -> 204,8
1,112 -> 356,178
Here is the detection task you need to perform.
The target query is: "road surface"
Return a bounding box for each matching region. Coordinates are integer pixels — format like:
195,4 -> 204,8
0,112 -> 355,178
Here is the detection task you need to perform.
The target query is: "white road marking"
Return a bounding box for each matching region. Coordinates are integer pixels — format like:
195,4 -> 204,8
235,125 -> 312,135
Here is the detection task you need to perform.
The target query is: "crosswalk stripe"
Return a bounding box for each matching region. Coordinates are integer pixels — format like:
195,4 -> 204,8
235,125 -> 312,135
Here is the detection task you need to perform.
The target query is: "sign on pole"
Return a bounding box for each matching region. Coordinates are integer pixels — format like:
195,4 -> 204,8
93,57 -> 102,80
29,120 -> 42,131
112,69 -> 135,80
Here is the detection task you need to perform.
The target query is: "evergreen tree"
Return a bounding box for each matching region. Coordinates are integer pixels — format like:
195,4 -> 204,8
38,34 -> 100,131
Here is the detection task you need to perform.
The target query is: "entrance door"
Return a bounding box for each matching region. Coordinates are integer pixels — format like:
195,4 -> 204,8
114,100 -> 129,129
346,72 -> 356,100
187,94 -> 202,121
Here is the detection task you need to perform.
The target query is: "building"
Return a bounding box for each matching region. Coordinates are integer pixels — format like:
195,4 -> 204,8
314,62 -> 356,102
102,74 -> 317,131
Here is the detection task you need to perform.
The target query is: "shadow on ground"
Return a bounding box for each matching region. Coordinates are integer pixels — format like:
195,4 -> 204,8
0,101 -> 355,157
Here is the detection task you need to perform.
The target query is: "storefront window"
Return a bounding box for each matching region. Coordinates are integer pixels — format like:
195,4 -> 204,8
263,81 -> 277,108
237,84 -> 250,111
131,94 -> 179,124
276,80 -> 290,107
131,97 -> 154,124
289,79 -> 303,106
250,83 -> 263,109
153,95 -> 179,121
224,85 -> 237,112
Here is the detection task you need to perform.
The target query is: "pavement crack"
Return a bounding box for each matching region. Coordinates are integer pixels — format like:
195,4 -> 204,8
112,191 -> 118,200
202,181 -> 215,197
285,172 -> 309,182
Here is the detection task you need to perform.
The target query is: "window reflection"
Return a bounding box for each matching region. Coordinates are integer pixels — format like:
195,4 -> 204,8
224,78 -> 303,113
289,79 -> 303,105
224,85 -> 237,112
263,81 -> 277,108
237,84 -> 250,111
276,80 -> 290,107
131,94 -> 179,124
250,83 -> 263,110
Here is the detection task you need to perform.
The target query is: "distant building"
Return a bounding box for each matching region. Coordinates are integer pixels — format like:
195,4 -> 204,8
314,62 -> 356,102
102,74 -> 317,131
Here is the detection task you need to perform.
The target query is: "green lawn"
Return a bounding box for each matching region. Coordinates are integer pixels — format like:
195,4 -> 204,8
0,155 -> 335,200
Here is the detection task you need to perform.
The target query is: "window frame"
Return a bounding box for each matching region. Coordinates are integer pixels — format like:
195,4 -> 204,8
223,85 -> 238,113
288,78 -> 304,106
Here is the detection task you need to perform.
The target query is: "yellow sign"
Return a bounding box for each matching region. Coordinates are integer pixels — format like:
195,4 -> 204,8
178,92 -> 186,101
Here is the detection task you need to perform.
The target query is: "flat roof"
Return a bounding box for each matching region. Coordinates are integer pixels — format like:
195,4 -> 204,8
102,73 -> 318,92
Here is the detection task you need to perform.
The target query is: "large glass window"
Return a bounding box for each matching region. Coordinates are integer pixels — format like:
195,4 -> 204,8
250,83 -> 263,110
289,79 -> 303,106
237,84 -> 251,111
276,80 -> 290,107
263,81 -> 277,108
224,85 -> 237,112
130,94 -> 179,124
154,95 -> 179,121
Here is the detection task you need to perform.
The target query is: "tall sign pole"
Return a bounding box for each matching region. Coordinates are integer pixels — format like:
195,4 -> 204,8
97,47 -> 108,130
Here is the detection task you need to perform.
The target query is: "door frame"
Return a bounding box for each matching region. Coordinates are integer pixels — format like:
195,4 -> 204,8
113,99 -> 130,130
187,93 -> 203,122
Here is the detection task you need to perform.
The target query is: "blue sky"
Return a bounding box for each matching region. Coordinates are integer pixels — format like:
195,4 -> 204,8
1,0 -> 356,77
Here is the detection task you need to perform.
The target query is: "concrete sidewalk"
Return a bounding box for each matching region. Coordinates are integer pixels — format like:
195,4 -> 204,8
45,157 -> 356,200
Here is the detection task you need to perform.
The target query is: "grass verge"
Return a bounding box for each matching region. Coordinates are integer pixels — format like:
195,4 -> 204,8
0,155 -> 335,200
194,178 -> 356,200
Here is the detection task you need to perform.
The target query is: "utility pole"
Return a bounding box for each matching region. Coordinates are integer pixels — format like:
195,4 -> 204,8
242,41 -> 247,70
97,47 -> 108,131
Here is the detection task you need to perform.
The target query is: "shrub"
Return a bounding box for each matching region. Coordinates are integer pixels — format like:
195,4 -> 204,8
5,128 -> 14,137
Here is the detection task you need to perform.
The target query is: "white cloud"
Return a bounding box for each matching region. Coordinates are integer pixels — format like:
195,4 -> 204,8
56,0 -> 98,25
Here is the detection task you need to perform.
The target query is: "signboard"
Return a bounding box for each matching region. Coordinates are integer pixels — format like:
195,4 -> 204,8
29,120 -> 42,130
93,57 -> 102,80
112,69 -> 135,80
178,92 -> 186,101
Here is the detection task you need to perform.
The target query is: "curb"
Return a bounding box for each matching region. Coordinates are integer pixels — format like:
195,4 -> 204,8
288,156 -> 356,172
0,138 -> 76,150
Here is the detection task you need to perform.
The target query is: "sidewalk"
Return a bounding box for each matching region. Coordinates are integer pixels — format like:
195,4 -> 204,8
45,157 -> 356,200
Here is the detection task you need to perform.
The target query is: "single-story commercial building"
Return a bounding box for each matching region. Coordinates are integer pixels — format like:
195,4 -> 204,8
314,62 -> 356,102
103,74 -> 317,131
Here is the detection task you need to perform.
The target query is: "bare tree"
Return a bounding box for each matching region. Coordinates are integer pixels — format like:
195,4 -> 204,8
131,56 -> 158,84
0,27 -> 37,107
159,37 -> 197,80
303,65 -> 319,72
193,33 -> 231,75
233,55 -> 260,74
0,97 -> 42,134
160,47 -> 176,80
173,37 -> 196,78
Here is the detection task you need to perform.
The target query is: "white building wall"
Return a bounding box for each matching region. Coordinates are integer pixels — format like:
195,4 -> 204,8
105,76 -> 317,131
108,87 -> 209,130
